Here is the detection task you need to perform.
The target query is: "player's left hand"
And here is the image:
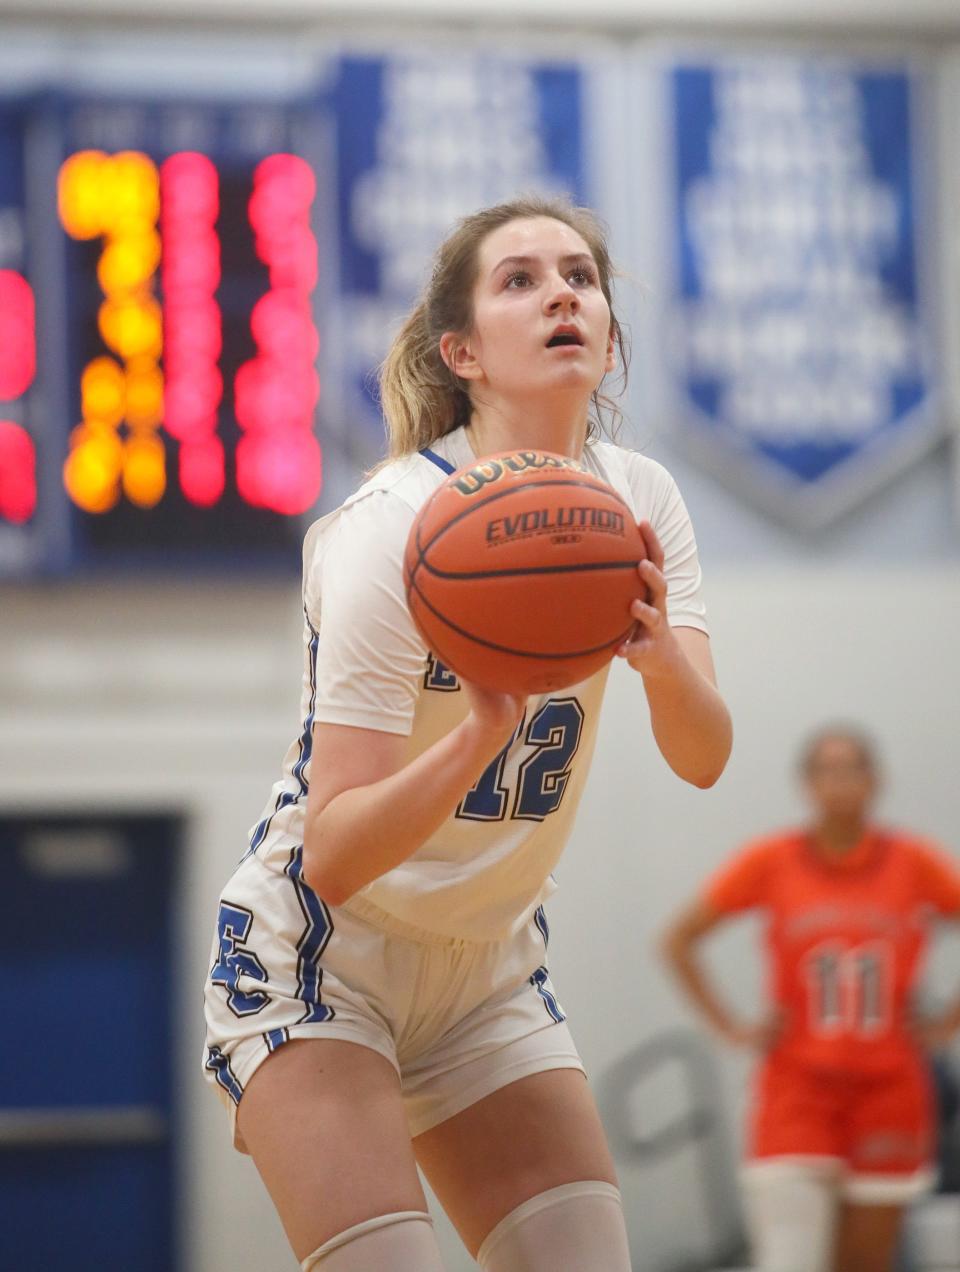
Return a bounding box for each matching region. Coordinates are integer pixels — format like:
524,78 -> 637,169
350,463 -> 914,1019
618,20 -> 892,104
615,520 -> 684,679
909,1008 -> 960,1052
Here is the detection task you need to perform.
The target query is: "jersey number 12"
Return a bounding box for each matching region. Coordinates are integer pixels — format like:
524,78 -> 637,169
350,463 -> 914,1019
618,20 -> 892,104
458,698 -> 585,823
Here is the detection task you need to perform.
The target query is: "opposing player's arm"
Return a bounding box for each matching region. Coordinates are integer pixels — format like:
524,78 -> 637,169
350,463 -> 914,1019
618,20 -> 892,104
910,846 -> 960,1049
659,898 -> 735,1036
303,695 -> 524,908
660,897 -> 778,1049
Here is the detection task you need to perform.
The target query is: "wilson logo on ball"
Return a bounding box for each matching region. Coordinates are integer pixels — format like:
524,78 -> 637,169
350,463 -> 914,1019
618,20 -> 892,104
452,449 -> 585,497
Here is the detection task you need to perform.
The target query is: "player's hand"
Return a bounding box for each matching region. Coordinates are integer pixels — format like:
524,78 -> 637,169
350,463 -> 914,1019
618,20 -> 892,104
908,1008 -> 960,1052
615,520 -> 683,679
460,678 -> 527,744
719,1012 -> 784,1052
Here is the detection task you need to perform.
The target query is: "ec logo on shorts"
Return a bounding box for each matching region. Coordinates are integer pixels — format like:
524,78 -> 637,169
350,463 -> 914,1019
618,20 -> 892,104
211,901 -> 269,1016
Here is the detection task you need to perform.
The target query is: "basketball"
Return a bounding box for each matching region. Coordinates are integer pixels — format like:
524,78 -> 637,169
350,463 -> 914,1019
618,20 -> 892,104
404,449 -> 647,695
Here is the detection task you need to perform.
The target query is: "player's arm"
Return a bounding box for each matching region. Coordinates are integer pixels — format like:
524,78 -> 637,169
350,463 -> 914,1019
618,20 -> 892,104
660,897 -> 778,1048
910,912 -> 960,1050
302,683 -> 523,907
617,519 -> 732,788
911,852 -> 960,1049
300,493 -> 525,905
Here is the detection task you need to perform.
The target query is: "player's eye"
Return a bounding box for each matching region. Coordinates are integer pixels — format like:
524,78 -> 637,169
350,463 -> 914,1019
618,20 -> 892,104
504,270 -> 533,289
568,266 -> 597,286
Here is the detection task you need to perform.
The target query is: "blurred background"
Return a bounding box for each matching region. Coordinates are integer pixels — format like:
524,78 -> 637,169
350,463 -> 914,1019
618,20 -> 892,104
0,0 -> 958,1268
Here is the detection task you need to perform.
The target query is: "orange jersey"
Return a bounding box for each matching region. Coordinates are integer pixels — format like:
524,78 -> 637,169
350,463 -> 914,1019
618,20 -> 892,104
704,828 -> 960,1073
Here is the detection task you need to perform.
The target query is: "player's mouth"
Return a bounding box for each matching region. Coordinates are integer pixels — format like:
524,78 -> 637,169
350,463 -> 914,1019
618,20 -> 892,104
545,324 -> 584,349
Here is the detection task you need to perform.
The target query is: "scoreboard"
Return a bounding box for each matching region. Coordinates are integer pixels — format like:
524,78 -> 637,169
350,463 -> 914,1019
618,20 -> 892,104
0,93 -> 330,576
0,52 -> 593,577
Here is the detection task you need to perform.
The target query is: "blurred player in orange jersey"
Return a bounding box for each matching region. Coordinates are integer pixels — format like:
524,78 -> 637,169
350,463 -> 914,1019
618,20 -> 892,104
661,726 -> 960,1272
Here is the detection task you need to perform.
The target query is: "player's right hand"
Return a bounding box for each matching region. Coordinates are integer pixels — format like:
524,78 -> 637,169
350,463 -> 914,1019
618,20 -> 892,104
720,1011 -> 784,1051
460,678 -> 528,742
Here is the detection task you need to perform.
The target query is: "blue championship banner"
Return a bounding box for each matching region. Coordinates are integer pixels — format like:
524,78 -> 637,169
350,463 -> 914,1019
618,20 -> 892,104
664,55 -> 941,527
327,52 -> 585,457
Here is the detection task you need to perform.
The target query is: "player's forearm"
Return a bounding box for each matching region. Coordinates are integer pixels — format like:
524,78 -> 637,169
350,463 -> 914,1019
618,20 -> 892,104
302,716 -> 509,905
642,652 -> 732,788
661,934 -> 738,1037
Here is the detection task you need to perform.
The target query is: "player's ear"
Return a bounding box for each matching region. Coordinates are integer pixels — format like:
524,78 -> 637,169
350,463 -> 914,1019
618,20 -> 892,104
605,325 -> 617,373
440,331 -> 483,382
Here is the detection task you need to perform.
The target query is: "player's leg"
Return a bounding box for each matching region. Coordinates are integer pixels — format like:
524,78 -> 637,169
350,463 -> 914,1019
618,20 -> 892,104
738,1056 -> 847,1272
739,1159 -> 841,1272
205,857 -> 447,1267
414,1067 -> 631,1270
834,1058 -> 936,1272
832,1202 -> 903,1272
236,1038 -> 444,1268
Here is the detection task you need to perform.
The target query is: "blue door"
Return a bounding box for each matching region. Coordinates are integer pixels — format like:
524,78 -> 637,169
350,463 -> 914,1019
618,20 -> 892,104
0,814 -> 179,1271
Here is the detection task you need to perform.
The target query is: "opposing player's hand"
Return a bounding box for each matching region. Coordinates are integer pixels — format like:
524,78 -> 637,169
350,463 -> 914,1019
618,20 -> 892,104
615,520 -> 682,678
460,678 -> 528,744
908,1008 -> 960,1053
719,1011 -> 784,1052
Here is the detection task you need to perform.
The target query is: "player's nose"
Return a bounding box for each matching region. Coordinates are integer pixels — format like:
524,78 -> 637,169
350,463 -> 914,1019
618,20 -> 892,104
544,277 -> 580,315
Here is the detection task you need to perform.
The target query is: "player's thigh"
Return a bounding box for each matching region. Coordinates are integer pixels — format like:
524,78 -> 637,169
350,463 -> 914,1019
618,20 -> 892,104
833,1202 -> 904,1272
236,1038 -> 427,1262
413,1067 -> 617,1257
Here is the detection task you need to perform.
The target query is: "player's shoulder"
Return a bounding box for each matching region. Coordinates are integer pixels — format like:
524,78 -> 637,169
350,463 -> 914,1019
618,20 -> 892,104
881,827 -> 953,867
587,440 -> 681,515
302,439 -> 463,563
348,429 -> 470,514
589,439 -> 670,484
737,828 -> 807,870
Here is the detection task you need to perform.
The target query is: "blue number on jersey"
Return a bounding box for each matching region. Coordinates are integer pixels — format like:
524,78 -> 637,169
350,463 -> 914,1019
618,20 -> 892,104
514,698 -> 585,821
458,698 -> 584,824
457,713 -> 526,821
424,653 -> 460,692
211,901 -> 269,1016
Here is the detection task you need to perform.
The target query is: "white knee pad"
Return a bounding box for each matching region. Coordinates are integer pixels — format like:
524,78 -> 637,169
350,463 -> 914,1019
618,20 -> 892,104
740,1160 -> 841,1272
477,1180 -> 631,1272
301,1210 -> 445,1271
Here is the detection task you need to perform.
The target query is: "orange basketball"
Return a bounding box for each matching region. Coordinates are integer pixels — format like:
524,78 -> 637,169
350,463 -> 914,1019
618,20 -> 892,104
404,449 -> 646,695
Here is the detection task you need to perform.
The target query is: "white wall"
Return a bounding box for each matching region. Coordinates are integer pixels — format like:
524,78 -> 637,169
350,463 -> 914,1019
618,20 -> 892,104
3,564 -> 959,1271
4,0 -> 960,31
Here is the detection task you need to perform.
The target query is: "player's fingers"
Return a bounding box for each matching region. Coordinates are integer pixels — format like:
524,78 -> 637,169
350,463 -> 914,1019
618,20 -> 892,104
629,597 -> 662,628
638,519 -> 665,572
615,638 -> 645,658
615,620 -> 639,656
638,558 -> 667,607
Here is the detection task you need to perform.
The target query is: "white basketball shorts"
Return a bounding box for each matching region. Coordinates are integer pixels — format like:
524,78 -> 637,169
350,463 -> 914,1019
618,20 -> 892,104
202,849 -> 584,1149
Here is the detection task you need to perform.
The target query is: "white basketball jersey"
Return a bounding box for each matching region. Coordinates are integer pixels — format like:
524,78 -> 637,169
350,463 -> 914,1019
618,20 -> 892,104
246,427 -> 708,940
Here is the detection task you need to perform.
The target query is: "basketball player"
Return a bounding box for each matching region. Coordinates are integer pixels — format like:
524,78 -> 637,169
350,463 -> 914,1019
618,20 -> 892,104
203,196 -> 732,1271
661,727 -> 960,1272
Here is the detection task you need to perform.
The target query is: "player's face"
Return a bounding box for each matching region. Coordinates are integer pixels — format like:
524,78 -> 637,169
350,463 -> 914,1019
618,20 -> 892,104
804,736 -> 876,822
460,216 -> 616,401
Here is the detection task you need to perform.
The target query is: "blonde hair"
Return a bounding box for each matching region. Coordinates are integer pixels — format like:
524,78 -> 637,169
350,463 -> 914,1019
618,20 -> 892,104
378,195 -> 628,459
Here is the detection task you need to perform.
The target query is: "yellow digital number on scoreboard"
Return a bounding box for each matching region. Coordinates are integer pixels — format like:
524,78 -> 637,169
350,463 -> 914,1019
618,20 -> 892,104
59,149 -> 166,514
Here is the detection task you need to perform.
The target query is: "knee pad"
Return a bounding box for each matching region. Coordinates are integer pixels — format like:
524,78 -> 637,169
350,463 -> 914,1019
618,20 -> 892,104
740,1160 -> 840,1272
477,1180 -> 631,1272
301,1210 -> 445,1271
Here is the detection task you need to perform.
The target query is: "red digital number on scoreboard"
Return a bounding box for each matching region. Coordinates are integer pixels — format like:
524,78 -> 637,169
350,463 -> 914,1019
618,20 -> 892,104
57,148 -> 322,518
0,269 -> 37,525
161,151 -> 224,509
235,154 -> 322,517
